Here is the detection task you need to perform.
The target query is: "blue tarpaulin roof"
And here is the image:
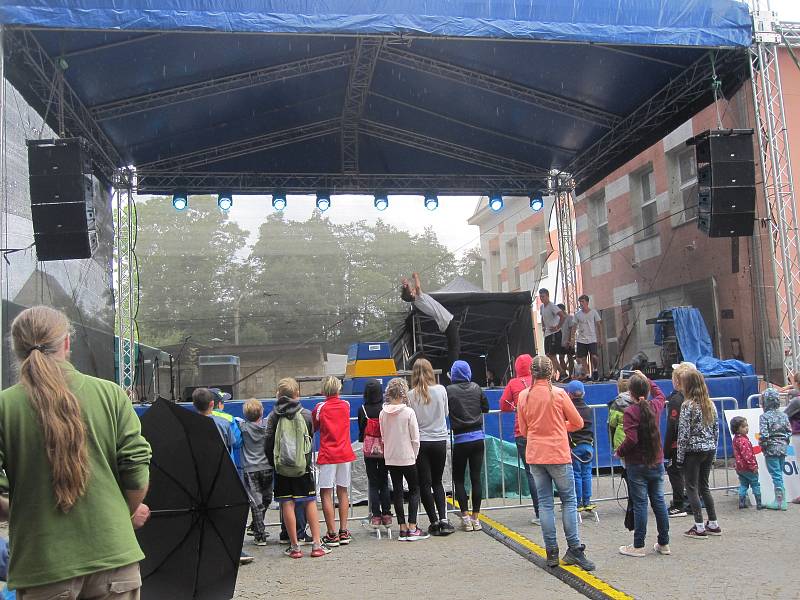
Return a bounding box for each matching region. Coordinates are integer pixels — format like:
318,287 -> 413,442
1,1 -> 754,195
0,1 -> 753,46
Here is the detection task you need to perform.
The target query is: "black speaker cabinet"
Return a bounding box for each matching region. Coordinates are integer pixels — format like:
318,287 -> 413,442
694,132 -> 754,164
697,186 -> 755,214
27,138 -> 97,261
698,210 -> 754,238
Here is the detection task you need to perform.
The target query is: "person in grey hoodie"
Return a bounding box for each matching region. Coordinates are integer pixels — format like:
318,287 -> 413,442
238,398 -> 272,545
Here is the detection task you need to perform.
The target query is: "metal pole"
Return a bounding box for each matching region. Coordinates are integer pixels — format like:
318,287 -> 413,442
498,412 -> 506,506
0,25 -> 6,388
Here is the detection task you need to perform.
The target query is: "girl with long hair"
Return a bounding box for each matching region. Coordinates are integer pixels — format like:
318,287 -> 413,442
616,372 -> 670,557
677,368 -> 721,539
517,356 -> 594,571
0,306 -> 152,597
408,359 -> 454,535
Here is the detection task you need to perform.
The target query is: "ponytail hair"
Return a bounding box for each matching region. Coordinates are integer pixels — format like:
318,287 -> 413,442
628,373 -> 660,467
411,358 -> 435,405
530,355 -> 555,405
11,306 -> 89,512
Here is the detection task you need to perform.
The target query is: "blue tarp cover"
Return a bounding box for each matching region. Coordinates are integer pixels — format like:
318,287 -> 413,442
1,1 -> 752,47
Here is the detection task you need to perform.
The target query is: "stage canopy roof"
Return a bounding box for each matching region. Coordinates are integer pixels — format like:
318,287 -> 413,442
1,0 -> 753,195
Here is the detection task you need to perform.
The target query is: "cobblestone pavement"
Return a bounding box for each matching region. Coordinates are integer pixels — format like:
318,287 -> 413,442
234,508 -> 585,599
484,490 -> 798,600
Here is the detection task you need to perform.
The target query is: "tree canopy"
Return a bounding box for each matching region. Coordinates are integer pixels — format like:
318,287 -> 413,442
135,197 -> 483,353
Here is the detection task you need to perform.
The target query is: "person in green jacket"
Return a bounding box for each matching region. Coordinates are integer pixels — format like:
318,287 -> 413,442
0,306 -> 152,598
608,378 -> 633,457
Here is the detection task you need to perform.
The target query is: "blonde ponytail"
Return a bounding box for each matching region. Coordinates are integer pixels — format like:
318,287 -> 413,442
531,355 -> 555,404
11,306 -> 89,512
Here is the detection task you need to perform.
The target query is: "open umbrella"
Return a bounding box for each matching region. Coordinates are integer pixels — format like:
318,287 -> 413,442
137,399 -> 250,600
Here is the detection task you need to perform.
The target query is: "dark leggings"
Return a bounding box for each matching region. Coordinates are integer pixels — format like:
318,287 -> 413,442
445,320 -> 461,371
416,440 -> 448,523
388,465 -> 420,525
683,450 -> 717,523
364,457 -> 392,518
453,439 -> 485,514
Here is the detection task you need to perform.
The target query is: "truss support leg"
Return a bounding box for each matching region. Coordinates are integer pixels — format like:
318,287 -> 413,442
114,169 -> 136,396
552,172 -> 580,311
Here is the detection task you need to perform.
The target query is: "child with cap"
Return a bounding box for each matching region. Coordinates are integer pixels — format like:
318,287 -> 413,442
760,388 -> 791,510
566,381 -> 595,511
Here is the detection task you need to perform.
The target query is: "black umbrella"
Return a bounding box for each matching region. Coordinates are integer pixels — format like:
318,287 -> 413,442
137,399 -> 250,600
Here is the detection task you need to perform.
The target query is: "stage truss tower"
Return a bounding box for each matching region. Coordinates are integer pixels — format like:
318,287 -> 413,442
114,169 -> 137,395
750,2 -> 800,377
550,171 -> 580,312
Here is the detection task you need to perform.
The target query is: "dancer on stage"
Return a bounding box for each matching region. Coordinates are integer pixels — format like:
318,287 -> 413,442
401,272 -> 460,370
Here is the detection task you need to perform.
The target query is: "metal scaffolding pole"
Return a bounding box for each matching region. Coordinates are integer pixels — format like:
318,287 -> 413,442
341,37 -> 383,173
0,25 -> 5,386
749,3 -> 800,376
551,172 -> 579,311
114,169 -> 137,395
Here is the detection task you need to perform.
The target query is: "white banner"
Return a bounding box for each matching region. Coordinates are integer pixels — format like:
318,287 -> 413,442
723,408 -> 800,504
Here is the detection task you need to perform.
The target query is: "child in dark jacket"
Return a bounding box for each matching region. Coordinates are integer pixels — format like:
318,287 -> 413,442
730,416 -> 761,509
663,362 -> 693,517
566,381 -> 595,511
238,398 -> 273,545
357,379 -> 392,527
760,388 -> 791,510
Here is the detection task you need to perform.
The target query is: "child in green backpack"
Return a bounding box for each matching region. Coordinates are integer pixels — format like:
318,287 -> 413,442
265,377 -> 330,558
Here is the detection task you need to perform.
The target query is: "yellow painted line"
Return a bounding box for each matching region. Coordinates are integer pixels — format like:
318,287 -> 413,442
476,512 -> 634,600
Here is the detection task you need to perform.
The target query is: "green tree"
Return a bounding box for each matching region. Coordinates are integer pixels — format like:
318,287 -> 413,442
458,246 -> 485,289
134,195 -> 248,347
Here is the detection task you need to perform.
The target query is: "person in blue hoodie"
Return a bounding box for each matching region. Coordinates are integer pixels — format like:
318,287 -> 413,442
446,361 -> 489,531
760,388 -> 792,510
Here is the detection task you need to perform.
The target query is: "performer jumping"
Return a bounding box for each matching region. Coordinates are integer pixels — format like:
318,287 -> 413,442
401,272 -> 460,371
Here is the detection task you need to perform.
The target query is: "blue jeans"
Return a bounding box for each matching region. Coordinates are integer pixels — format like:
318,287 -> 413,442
515,436 -> 539,515
765,455 -> 785,490
737,471 -> 761,498
626,463 -> 669,548
530,463 -> 580,550
571,443 -> 593,506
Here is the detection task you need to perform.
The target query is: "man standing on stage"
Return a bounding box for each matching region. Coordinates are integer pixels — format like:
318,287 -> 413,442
574,294 -> 603,381
401,272 -> 460,371
538,288 -> 566,381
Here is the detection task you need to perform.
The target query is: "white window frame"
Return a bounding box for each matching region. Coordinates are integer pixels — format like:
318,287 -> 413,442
640,168 -> 657,238
677,146 -> 698,224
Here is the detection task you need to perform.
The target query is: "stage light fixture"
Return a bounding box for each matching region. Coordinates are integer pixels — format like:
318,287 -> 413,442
272,192 -> 287,211
424,193 -> 439,211
172,191 -> 188,211
316,192 -> 331,212
374,193 -> 389,211
530,194 -> 544,212
217,191 -> 233,211
489,193 -> 504,212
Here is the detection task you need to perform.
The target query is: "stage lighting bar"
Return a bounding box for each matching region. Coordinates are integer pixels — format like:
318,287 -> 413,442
172,190 -> 188,211
217,191 -> 233,211
424,193 -> 439,211
272,192 -> 287,211
530,194 -> 544,212
316,191 -> 331,212
374,193 -> 389,211
489,193 -> 504,212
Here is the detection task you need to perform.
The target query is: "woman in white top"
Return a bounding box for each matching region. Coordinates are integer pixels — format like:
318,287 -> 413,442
408,358 -> 455,536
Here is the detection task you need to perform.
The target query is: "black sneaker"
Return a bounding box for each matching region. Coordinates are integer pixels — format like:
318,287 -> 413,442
668,506 -> 688,518
428,521 -> 442,536
562,545 -> 595,571
322,532 -> 340,547
239,551 -> 255,565
546,546 -> 560,568
438,519 -> 455,535
298,532 -> 314,546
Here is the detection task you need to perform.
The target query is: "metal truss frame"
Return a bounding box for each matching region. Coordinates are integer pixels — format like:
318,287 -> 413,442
360,120 -> 548,176
551,172 -> 580,311
91,50 -> 355,121
4,28 -> 121,180
781,22 -> 800,46
341,37 -> 383,173
114,169 -> 137,395
134,171 -> 545,195
379,46 -> 621,129
568,48 -> 745,193
750,6 -> 800,376
138,119 -> 341,171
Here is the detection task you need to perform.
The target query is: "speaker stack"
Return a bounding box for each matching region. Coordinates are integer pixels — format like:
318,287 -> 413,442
27,138 -> 98,261
692,129 -> 756,238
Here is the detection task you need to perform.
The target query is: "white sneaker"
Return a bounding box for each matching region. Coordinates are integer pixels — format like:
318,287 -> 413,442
618,544 -> 647,557
530,516 -> 541,526
462,515 -> 474,532
654,543 -> 671,555
471,516 -> 482,531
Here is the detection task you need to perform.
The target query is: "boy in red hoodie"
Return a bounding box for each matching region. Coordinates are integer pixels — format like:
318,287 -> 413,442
500,354 -> 540,524
313,376 -> 357,546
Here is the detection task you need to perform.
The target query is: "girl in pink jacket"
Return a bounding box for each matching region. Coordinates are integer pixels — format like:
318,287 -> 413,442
380,378 -> 428,541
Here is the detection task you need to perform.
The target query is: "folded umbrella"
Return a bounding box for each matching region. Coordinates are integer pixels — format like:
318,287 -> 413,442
137,399 -> 250,600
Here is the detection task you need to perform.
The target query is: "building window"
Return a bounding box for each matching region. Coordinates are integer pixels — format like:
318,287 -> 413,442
539,248 -> 549,277
677,147 -> 698,222
506,239 -> 520,290
640,169 -> 657,238
590,192 -> 609,254
489,250 -> 500,291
